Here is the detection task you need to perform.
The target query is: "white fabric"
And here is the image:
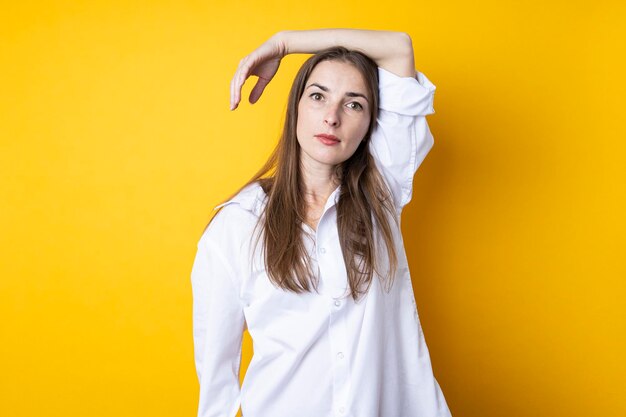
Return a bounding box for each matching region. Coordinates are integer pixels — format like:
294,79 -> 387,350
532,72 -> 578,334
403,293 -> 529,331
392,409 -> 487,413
191,67 -> 452,417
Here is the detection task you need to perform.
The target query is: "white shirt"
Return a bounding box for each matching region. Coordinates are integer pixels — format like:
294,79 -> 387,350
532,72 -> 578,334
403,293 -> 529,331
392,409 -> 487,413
191,67 -> 452,417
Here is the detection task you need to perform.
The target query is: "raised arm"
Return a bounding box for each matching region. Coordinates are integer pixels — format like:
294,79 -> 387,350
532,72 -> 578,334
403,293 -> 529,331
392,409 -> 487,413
278,29 -> 415,76
230,29 -> 416,110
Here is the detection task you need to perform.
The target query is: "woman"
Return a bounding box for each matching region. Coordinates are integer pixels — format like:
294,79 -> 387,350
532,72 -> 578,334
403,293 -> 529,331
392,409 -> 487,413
192,29 -> 452,417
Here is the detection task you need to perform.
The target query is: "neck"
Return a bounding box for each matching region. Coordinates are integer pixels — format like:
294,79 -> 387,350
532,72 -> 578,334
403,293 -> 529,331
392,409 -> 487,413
300,162 -> 340,206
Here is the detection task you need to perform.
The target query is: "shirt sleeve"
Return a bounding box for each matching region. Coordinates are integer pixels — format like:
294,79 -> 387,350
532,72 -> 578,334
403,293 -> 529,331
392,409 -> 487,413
191,231 -> 246,417
368,67 -> 436,211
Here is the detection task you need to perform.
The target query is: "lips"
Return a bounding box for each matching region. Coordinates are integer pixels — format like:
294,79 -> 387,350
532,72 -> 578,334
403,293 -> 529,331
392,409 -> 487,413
315,134 -> 340,145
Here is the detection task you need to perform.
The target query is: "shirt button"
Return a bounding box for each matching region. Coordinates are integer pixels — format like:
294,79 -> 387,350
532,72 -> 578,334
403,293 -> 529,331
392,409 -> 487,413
339,406 -> 346,414
319,247 -> 326,254
334,300 -> 341,307
337,352 -> 344,359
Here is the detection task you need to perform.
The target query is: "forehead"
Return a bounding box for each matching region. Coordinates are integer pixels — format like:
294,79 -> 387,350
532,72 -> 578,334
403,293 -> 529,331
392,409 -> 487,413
306,60 -> 368,95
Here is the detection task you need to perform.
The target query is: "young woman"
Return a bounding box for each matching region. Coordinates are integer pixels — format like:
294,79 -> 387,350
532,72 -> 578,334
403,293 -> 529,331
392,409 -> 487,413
192,29 -> 452,417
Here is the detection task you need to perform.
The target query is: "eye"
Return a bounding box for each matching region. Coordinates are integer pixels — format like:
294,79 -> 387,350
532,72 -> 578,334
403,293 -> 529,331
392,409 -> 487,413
347,102 -> 364,111
309,93 -> 323,101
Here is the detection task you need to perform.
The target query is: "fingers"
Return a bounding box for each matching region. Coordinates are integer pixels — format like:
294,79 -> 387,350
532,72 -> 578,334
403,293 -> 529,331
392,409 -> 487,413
249,77 -> 270,104
230,71 -> 241,111
230,75 -> 240,111
230,43 -> 279,109
230,57 -> 250,110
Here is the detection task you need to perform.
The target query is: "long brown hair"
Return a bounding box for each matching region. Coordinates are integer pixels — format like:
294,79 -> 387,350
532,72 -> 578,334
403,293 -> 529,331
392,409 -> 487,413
206,47 -> 399,302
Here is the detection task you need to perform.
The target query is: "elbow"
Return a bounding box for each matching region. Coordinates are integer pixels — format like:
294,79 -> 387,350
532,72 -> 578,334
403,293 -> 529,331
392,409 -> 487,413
396,32 -> 414,57
385,32 -> 414,78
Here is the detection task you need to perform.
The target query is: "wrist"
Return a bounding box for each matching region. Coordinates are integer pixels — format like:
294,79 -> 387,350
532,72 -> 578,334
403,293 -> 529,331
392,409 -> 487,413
272,31 -> 290,58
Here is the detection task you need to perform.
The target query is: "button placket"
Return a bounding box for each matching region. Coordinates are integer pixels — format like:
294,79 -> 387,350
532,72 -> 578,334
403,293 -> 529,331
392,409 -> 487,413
316,194 -> 350,416
329,297 -> 350,417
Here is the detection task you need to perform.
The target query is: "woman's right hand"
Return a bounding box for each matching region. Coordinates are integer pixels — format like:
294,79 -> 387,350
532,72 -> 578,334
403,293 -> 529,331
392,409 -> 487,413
230,34 -> 287,110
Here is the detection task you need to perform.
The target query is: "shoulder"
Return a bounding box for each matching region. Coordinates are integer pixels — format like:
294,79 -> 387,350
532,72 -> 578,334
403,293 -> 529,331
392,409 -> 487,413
200,181 -> 267,250
213,181 -> 267,215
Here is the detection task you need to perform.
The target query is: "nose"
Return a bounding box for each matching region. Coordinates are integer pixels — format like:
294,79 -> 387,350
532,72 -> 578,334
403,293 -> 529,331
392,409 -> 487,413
324,103 -> 341,127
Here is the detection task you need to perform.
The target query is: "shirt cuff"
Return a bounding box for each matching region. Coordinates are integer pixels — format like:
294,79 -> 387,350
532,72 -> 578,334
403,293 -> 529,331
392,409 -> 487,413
377,67 -> 436,116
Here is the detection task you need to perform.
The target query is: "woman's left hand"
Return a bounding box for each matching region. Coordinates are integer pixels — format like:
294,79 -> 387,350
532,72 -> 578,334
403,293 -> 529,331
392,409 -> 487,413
230,34 -> 286,110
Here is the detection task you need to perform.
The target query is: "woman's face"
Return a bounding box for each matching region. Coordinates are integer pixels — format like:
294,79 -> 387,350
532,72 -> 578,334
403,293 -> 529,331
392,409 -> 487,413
296,60 -> 372,172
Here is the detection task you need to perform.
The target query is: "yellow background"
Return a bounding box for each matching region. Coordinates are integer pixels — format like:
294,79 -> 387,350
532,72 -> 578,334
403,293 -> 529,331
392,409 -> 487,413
1,1 -> 624,416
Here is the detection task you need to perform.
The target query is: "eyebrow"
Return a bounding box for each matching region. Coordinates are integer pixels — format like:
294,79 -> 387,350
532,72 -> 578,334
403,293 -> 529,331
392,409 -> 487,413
306,83 -> 369,102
